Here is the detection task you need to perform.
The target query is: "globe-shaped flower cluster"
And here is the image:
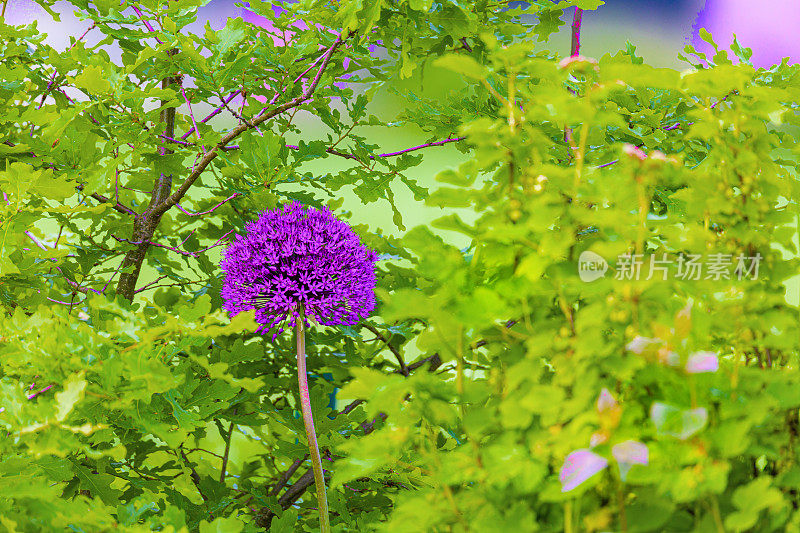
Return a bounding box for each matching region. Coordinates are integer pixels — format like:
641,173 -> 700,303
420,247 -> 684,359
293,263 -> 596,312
220,201 -> 378,337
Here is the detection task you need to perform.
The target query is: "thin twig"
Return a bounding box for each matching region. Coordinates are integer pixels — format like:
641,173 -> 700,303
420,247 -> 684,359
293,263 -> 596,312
175,193 -> 241,217
101,260 -> 126,293
564,7 -> 584,147
24,231 -> 102,295
36,24 -> 96,111
181,90 -> 241,140
112,230 -> 234,258
47,297 -> 83,306
133,277 -> 212,295
75,184 -> 136,216
197,136 -> 468,160
270,455 -> 308,496
219,420 -> 236,483
216,90 -> 257,131
178,445 -> 209,503
362,322 -> 408,376
132,274 -> 170,294
181,87 -> 206,153
595,90 -> 737,168
27,385 -> 53,400
151,32 -> 349,219
130,5 -> 163,44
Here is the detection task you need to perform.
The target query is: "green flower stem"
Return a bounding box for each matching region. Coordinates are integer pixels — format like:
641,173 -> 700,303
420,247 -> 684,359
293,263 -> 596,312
564,500 -> 573,533
296,307 -> 331,533
617,479 -> 628,532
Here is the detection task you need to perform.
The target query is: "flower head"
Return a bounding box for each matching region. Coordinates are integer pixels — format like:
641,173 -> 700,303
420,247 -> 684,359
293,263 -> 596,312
220,201 -> 378,337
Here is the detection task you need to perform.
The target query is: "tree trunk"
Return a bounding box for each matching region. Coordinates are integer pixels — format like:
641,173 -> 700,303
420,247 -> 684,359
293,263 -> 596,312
115,48 -> 180,301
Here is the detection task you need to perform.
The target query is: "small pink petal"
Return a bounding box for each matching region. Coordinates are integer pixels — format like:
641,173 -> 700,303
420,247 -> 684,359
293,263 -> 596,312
597,388 -> 617,414
686,351 -> 719,373
658,347 -> 680,367
626,336 -> 656,354
622,144 -> 647,161
612,440 -> 649,466
590,431 -> 608,447
560,449 -> 608,492
557,54 -> 598,69
613,440 -> 648,481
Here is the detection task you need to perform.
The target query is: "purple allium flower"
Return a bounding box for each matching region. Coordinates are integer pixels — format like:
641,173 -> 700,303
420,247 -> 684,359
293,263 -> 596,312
220,201 -> 378,338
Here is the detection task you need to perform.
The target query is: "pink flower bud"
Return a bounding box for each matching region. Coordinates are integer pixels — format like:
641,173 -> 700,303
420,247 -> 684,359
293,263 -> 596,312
597,388 -> 617,414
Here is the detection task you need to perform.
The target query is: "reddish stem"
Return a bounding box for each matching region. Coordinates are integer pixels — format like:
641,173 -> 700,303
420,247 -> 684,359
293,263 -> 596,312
295,308 -> 331,532
571,8 -> 584,57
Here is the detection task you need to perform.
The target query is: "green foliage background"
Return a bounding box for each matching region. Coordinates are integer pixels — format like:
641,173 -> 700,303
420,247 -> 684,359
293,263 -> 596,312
1,0 -> 799,531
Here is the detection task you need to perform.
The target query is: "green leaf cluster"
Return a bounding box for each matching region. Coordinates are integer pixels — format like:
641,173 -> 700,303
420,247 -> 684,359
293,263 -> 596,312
1,1 -> 799,531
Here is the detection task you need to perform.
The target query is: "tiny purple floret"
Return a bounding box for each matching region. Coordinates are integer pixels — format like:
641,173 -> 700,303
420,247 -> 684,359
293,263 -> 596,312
220,201 -> 378,338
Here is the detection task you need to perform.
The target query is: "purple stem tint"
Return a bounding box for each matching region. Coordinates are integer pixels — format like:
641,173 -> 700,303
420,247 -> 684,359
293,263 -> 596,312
46,297 -> 83,306
160,134 -> 195,147
175,193 -> 241,217
133,277 -> 212,295
266,51 -> 326,107
181,90 -> 242,140
101,259 -> 127,293
181,86 -> 206,153
37,23 -> 96,111
112,230 -> 234,258
27,385 -> 53,400
131,5 -> 163,44
571,7 -> 583,57
163,135 -> 466,160
25,231 -> 103,295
